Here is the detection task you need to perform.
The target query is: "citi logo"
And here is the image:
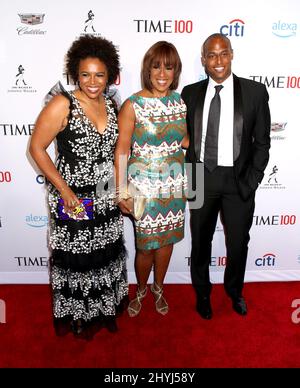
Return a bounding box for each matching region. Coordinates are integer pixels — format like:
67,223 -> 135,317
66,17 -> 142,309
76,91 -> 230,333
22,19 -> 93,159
272,21 -> 297,38
36,174 -> 45,185
134,19 -> 193,33
220,19 -> 245,37
255,253 -> 276,267
26,214 -> 48,228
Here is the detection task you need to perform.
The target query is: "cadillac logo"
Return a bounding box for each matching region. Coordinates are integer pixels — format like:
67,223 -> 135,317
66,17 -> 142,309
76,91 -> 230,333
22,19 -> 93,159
18,14 -> 45,25
271,122 -> 287,132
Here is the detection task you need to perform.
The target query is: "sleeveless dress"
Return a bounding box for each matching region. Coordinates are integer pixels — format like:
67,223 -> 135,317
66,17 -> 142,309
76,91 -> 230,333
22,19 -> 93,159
48,91 -> 128,335
128,91 -> 187,250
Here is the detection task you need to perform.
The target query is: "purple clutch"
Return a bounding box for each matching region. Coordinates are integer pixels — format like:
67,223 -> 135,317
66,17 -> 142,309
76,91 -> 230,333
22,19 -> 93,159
58,198 -> 94,221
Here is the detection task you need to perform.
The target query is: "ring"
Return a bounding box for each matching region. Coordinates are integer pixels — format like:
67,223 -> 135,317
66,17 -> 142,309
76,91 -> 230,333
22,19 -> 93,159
71,201 -> 77,206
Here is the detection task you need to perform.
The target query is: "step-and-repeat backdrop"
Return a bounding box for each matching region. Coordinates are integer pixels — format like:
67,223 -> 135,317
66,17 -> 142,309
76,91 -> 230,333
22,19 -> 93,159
1,0 -> 300,283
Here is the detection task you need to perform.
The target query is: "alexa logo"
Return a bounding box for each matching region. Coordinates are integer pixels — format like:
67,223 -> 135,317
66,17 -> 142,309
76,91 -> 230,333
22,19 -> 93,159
17,13 -> 46,35
26,214 -> 48,228
220,19 -> 245,37
255,253 -> 276,267
272,21 -> 297,38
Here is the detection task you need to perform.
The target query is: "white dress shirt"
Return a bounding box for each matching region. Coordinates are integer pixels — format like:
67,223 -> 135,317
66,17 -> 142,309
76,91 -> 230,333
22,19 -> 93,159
200,74 -> 234,166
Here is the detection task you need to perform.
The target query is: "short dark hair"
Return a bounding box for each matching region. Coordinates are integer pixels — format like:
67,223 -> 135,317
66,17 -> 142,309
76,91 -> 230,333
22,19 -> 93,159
141,41 -> 182,91
202,33 -> 233,56
66,34 -> 120,85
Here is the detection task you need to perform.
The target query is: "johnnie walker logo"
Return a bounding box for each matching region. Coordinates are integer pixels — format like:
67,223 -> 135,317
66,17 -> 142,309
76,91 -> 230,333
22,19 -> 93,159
7,65 -> 37,94
260,165 -> 286,190
81,10 -> 101,37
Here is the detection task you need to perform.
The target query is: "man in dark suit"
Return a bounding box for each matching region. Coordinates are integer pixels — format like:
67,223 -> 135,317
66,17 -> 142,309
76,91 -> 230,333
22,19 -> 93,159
181,33 -> 271,319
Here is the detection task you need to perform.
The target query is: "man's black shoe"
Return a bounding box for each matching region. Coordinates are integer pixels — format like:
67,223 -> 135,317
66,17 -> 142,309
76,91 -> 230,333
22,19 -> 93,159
196,296 -> 212,319
232,296 -> 247,316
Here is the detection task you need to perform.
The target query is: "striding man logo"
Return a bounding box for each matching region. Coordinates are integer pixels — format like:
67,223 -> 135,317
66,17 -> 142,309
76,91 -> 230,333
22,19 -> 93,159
15,65 -> 27,86
84,10 -> 95,33
268,165 -> 278,184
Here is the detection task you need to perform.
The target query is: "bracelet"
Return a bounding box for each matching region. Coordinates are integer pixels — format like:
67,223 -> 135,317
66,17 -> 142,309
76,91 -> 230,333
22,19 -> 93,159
115,189 -> 131,204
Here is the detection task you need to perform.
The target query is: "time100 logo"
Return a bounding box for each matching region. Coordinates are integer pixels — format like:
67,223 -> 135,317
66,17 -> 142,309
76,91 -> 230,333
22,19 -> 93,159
0,171 -> 12,183
134,19 -> 193,33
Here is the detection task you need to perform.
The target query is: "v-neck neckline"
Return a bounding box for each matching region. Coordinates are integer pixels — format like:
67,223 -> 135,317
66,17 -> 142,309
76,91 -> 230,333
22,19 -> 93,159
71,92 -> 109,136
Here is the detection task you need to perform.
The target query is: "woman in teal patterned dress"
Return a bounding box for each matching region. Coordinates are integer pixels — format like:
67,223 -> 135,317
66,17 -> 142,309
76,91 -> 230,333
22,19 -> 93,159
115,41 -> 188,317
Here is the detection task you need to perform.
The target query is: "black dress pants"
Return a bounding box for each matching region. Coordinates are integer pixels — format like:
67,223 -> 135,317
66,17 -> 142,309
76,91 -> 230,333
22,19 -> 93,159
190,166 -> 255,299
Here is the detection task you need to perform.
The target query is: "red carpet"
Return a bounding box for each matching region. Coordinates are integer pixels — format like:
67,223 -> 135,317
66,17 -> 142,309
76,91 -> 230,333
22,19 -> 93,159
0,282 -> 300,368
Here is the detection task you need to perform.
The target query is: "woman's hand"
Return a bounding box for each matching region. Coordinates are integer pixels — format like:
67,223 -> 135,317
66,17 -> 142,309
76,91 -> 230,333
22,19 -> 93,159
117,198 -> 133,216
60,187 -> 80,213
181,133 -> 190,149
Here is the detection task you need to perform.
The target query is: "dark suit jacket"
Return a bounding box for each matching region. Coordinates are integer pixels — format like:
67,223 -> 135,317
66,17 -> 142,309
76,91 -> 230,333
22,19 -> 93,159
181,74 -> 271,201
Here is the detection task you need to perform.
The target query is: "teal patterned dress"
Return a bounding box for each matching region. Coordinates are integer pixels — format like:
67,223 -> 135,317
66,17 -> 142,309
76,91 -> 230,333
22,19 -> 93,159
128,91 -> 187,250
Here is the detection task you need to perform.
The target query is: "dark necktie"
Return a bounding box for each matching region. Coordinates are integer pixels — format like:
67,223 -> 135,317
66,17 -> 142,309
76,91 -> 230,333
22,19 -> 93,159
204,85 -> 223,172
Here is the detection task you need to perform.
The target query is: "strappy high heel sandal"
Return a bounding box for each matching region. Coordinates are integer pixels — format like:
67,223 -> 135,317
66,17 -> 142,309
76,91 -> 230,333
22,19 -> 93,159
150,282 -> 169,315
127,286 -> 148,317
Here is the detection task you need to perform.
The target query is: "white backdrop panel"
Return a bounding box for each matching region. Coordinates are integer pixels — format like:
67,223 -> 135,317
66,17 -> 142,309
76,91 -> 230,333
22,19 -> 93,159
0,0 -> 300,283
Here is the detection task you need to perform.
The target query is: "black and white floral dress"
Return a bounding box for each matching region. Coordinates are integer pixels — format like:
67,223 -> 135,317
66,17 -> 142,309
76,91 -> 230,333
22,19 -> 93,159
48,91 -> 128,335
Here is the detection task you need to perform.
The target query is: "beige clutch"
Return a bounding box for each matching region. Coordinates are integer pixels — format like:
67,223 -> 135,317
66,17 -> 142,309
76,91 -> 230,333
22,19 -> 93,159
132,195 -> 147,220
117,188 -> 147,221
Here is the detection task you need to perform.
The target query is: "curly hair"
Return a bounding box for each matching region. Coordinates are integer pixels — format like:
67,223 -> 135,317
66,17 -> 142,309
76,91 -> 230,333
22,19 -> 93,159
66,34 -> 120,85
141,41 -> 182,91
